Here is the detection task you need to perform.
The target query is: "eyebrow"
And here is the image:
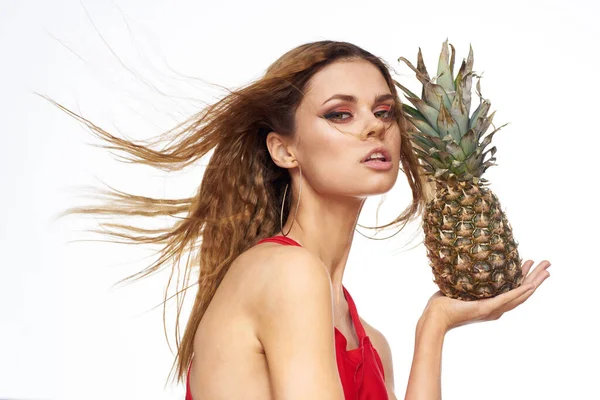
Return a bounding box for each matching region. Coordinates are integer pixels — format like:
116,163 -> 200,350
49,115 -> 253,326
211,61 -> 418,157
321,93 -> 395,106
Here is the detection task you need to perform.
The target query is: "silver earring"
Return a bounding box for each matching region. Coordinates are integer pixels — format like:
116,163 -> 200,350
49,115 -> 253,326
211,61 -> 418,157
280,164 -> 302,237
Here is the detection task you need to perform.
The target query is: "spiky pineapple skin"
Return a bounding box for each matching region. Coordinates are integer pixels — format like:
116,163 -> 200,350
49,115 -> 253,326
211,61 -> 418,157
423,181 -> 523,300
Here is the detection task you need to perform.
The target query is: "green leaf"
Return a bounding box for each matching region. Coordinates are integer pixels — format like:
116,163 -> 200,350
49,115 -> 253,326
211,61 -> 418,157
463,45 -> 474,114
413,147 -> 431,159
428,135 -> 447,151
410,138 -> 434,154
402,104 -> 422,120
407,117 -> 440,137
481,159 -> 497,173
424,82 -> 453,111
421,163 -> 435,174
416,48 -> 431,99
394,80 -> 420,100
426,155 -> 448,169
436,39 -> 455,95
482,146 -> 497,162
410,134 -> 436,150
436,150 -> 454,166
434,168 -> 449,178
479,123 -> 507,150
437,102 -> 462,143
410,97 -> 440,128
416,48 -> 431,78
454,60 -> 464,92
476,74 -> 484,100
469,99 -> 491,132
449,43 -> 456,79
398,52 -> 430,87
446,141 -> 466,161
464,151 -> 480,172
454,163 -> 469,177
474,110 -> 496,140
459,129 -> 477,156
449,81 -> 469,135
428,147 -> 441,156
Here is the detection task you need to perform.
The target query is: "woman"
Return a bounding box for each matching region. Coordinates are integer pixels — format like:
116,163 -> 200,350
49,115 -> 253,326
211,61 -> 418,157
55,40 -> 550,399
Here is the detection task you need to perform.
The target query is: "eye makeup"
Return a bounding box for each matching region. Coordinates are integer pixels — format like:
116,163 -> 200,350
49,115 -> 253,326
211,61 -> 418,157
322,103 -> 395,123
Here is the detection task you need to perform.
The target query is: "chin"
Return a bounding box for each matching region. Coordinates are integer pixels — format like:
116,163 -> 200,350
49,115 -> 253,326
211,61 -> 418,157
363,175 -> 397,196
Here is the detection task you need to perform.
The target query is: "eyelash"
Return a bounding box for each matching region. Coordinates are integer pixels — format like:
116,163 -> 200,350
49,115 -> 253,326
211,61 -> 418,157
322,106 -> 395,122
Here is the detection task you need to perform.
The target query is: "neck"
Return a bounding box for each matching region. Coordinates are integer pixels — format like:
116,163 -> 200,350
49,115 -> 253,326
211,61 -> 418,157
280,191 -> 365,309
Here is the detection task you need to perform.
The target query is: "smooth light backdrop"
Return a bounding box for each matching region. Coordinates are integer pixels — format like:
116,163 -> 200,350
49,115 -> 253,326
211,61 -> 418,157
1,0 -> 597,399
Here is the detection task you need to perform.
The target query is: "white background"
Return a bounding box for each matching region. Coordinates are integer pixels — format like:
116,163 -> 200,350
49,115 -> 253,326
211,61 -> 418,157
1,0 -> 598,399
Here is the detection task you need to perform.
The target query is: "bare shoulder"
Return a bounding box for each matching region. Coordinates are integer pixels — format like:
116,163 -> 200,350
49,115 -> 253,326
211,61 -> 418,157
232,242 -> 333,307
360,317 -> 391,353
229,242 -> 343,398
229,242 -> 336,337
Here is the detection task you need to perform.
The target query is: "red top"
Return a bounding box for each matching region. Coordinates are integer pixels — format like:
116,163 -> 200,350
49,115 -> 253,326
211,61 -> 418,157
185,235 -> 389,400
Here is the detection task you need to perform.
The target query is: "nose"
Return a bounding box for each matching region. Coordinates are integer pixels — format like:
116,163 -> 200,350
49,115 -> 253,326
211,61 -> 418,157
361,113 -> 387,140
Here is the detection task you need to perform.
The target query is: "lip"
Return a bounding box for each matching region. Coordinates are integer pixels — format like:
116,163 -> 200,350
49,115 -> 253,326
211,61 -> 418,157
361,146 -> 392,163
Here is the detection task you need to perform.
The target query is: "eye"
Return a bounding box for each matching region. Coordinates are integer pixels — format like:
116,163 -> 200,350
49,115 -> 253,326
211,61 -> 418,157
322,105 -> 395,122
322,111 -> 352,122
374,106 -> 395,120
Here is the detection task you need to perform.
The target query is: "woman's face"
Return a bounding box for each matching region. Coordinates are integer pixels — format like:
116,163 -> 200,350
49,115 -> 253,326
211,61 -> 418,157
292,58 -> 402,199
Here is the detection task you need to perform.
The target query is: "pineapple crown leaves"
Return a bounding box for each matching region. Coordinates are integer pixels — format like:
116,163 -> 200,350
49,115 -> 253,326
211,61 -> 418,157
396,39 -> 509,185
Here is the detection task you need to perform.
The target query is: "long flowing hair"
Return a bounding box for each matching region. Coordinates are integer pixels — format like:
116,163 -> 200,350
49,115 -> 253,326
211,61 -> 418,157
47,40 -> 426,383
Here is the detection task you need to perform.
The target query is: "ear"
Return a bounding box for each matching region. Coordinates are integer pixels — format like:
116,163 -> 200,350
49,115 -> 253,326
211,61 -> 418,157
266,131 -> 297,168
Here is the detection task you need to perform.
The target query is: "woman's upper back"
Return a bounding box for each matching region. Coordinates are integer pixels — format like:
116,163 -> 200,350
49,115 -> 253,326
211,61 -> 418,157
186,236 -> 388,400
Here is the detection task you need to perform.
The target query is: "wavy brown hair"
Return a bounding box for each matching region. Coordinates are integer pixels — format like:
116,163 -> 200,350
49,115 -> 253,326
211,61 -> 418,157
47,40 -> 426,383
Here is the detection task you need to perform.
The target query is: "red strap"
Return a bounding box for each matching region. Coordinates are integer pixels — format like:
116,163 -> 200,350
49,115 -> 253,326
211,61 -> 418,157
343,286 -> 366,340
185,358 -> 193,400
255,235 -> 302,247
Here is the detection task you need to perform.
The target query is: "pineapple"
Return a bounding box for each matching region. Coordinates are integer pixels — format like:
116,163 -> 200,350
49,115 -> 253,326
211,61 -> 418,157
396,40 -> 523,300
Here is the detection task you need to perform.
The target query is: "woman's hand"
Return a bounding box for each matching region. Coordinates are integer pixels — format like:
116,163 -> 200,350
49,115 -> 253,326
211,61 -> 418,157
420,260 -> 551,333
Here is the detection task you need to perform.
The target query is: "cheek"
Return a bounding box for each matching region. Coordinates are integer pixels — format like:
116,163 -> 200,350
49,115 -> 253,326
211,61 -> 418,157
301,119 -> 350,159
299,126 -> 358,187
305,134 -> 350,172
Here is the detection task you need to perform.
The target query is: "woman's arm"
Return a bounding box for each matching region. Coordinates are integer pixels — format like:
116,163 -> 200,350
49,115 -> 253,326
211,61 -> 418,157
404,259 -> 551,400
404,310 -> 446,400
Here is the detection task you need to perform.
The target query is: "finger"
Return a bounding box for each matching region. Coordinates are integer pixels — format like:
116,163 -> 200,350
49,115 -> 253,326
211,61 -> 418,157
500,261 -> 551,312
479,261 -> 551,317
521,260 -> 534,277
502,268 -> 551,312
521,260 -> 551,286
478,280 -> 537,316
